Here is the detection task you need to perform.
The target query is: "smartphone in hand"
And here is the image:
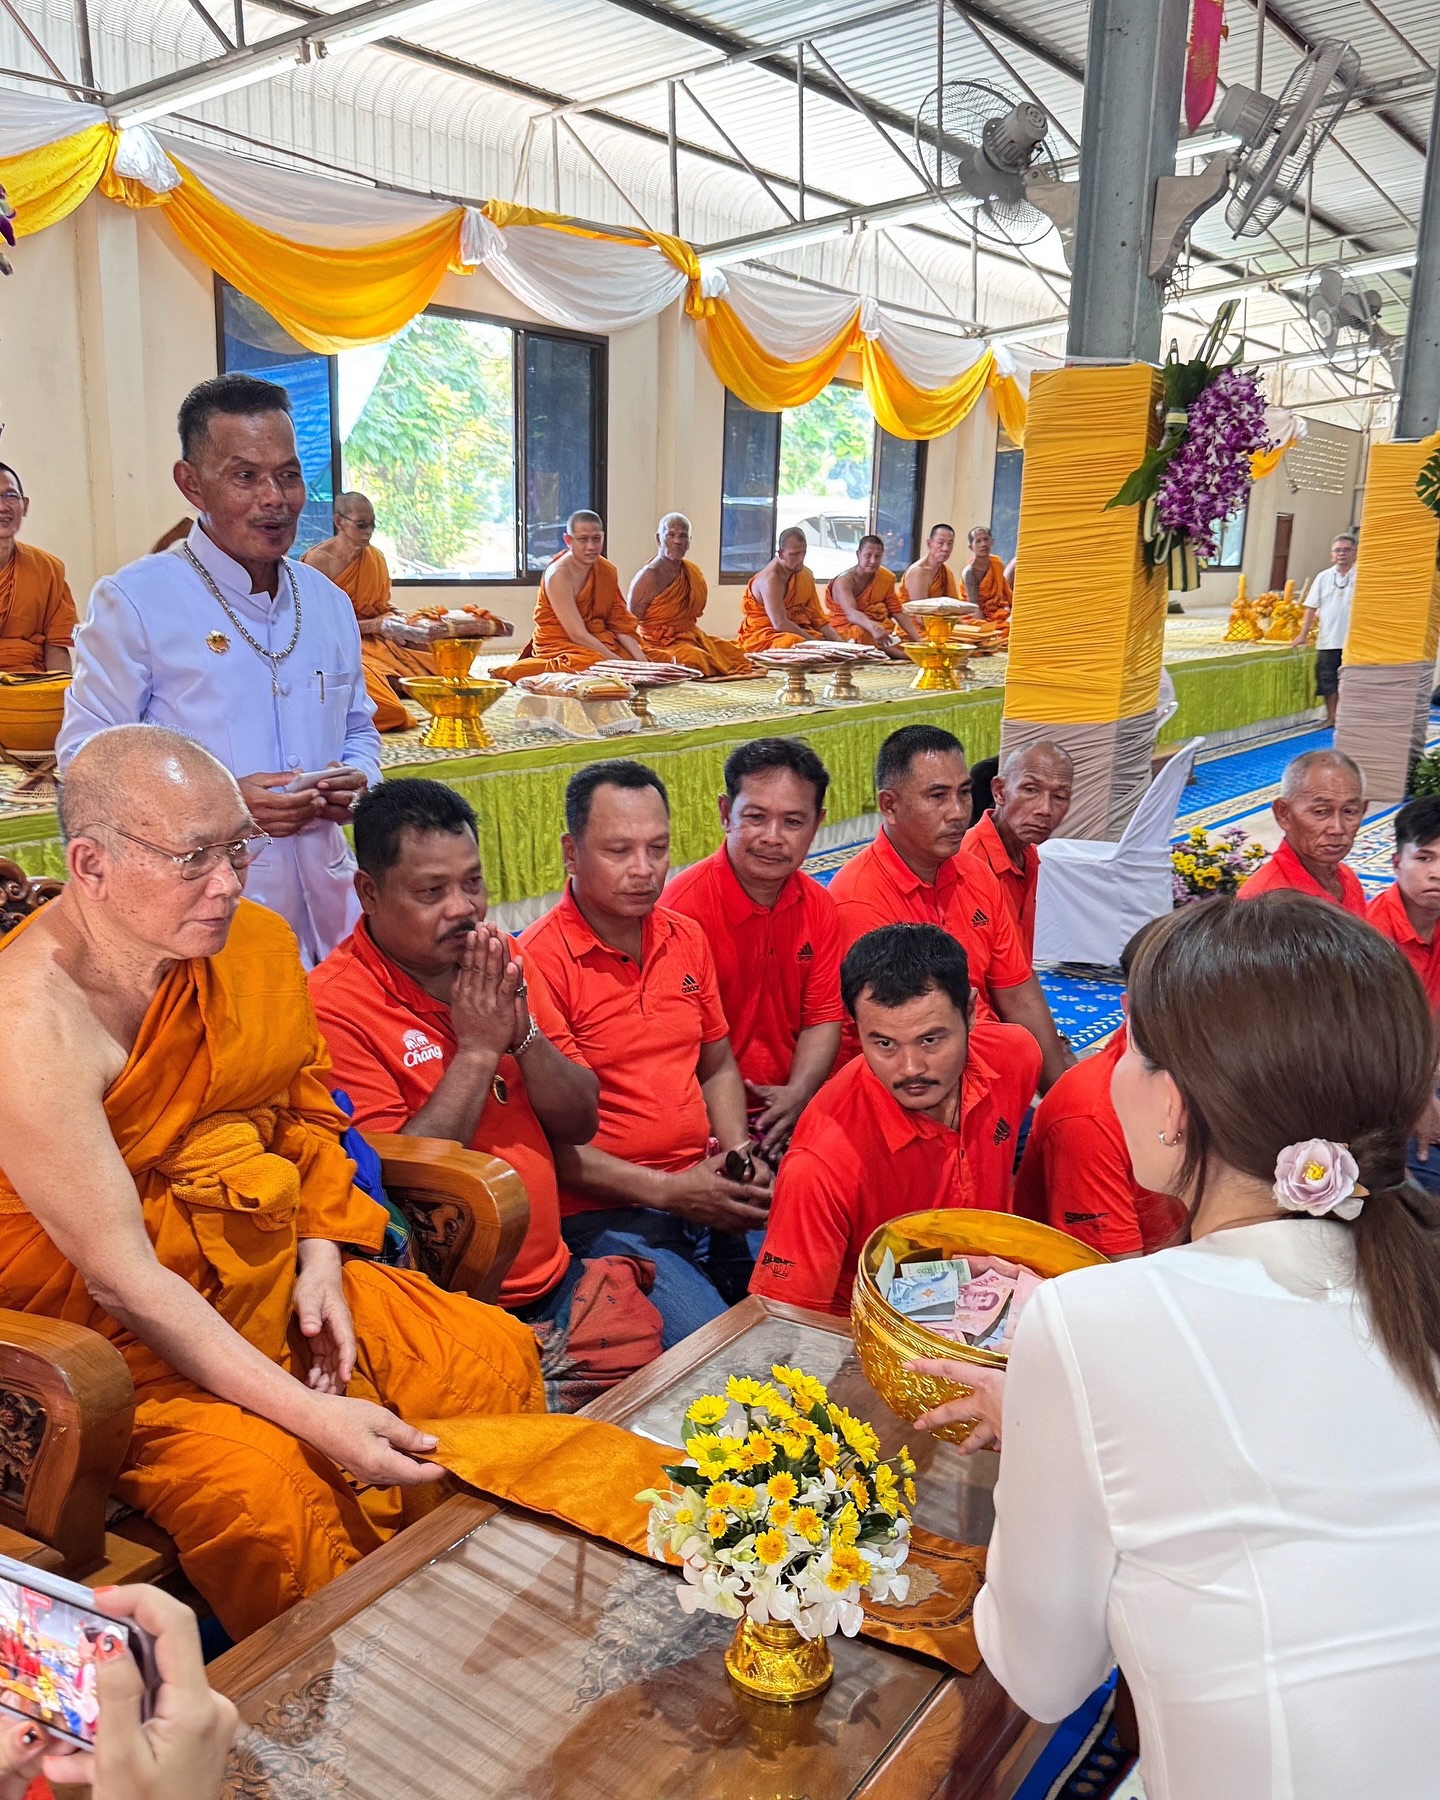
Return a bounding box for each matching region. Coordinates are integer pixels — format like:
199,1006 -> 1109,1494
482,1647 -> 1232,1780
0,1555 -> 159,1748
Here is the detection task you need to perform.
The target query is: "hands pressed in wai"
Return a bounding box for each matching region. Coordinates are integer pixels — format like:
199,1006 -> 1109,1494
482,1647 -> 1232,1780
448,924 -> 527,1061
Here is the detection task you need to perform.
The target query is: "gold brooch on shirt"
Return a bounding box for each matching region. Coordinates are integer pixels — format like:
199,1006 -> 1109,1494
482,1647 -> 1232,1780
492,1075 -> 509,1105
205,630 -> 231,655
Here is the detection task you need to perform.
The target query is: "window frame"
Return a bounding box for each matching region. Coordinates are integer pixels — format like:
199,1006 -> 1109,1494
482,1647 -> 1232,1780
717,382 -> 928,585
1208,501 -> 1249,574
214,284 -> 608,588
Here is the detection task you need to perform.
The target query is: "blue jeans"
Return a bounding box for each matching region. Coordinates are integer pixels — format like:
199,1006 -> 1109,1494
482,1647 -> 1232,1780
560,1209 -> 728,1349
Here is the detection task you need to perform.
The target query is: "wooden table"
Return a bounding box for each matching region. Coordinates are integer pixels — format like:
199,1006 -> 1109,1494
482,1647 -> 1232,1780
209,1298 -> 1048,1799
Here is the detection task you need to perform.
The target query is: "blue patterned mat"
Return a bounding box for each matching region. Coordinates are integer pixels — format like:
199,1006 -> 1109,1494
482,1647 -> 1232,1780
1013,1670 -> 1141,1800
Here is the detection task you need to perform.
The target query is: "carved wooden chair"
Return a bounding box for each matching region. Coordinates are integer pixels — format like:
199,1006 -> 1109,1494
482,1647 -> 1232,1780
0,1134 -> 530,1589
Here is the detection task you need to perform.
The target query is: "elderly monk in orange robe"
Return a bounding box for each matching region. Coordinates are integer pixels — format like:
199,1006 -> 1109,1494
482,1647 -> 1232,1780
497,510 -> 646,682
962,523 -> 1013,624
303,493 -> 423,733
0,726 -> 544,1641
0,462 -> 75,675
902,522 -> 961,605
824,533 -> 921,660
737,528 -> 842,653
628,512 -> 750,677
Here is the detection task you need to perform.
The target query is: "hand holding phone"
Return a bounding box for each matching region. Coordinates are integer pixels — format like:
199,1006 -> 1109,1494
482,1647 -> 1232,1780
283,769 -> 330,793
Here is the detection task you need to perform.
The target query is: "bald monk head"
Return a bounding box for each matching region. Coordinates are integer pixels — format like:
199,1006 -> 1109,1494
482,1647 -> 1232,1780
58,725 -> 260,964
967,525 -> 994,560
657,512 -> 691,564
333,492 -> 377,555
856,533 -> 884,579
564,510 -> 605,568
0,462 -> 29,557
991,743 -> 1074,855
1273,748 -> 1366,877
925,523 -> 956,569
777,527 -> 808,573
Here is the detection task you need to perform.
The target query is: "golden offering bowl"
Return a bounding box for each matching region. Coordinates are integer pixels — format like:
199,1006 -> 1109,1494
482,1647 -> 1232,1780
399,676 -> 507,751
0,675 -> 69,759
901,639 -> 971,692
430,637 -> 477,682
851,1210 -> 1107,1444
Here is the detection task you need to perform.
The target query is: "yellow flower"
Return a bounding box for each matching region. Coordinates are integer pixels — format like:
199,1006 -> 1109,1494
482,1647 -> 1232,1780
874,1465 -> 899,1509
792,1506 -> 824,1545
755,1530 -> 789,1567
726,1376 -> 765,1406
813,1433 -> 839,1467
823,1562 -> 857,1594
832,1546 -> 867,1585
848,1475 -> 870,1511
831,1502 -> 860,1549
731,1487 -> 758,1513
777,1432 -> 809,1461
706,1482 -> 738,1509
766,1472 -> 798,1503
769,1500 -> 793,1528
898,1446 -> 916,1476
772,1364 -> 829,1410
744,1433 -> 776,1466
706,1510 -> 728,1539
830,1407 -> 881,1466
674,1504 -> 696,1528
904,1477 -> 917,1505
686,1395 -> 729,1428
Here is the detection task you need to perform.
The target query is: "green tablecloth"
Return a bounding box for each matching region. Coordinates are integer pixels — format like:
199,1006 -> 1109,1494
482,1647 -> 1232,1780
0,644 -> 1314,905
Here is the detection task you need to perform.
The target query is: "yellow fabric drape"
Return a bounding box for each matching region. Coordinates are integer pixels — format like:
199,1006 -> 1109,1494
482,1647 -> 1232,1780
1345,433 -> 1440,668
1249,437 -> 1292,482
992,373 -> 1028,449
697,296 -> 861,412
1004,364 -> 1168,726
480,199 -> 700,281
859,340 -> 995,440
1,122 -> 110,236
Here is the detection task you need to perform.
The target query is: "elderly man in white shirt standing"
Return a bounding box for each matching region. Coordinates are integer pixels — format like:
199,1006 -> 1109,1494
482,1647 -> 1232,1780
58,373 -> 381,967
1292,531 -> 1358,729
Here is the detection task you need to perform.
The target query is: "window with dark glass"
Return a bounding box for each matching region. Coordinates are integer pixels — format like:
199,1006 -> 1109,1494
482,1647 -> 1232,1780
217,284 -> 605,583
989,440 -> 1024,565
719,382 -> 926,581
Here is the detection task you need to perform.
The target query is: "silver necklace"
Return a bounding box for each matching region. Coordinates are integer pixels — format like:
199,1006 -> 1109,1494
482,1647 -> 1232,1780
183,545 -> 302,696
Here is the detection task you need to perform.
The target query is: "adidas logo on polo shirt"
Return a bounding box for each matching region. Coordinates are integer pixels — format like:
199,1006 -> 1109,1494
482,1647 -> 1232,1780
796,941 -> 814,961
401,1028 -> 444,1069
681,972 -> 701,994
993,1117 -> 1011,1146
971,908 -> 989,927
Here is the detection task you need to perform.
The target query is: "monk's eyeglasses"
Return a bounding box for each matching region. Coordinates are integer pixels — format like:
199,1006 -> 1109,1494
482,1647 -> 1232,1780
82,826 -> 271,881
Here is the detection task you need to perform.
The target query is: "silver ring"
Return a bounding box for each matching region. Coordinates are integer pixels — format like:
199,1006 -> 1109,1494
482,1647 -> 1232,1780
515,979 -> 528,998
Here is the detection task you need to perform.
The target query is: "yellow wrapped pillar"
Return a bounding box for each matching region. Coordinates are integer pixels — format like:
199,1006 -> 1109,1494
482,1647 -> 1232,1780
1334,434 -> 1440,802
1000,364 -> 1168,837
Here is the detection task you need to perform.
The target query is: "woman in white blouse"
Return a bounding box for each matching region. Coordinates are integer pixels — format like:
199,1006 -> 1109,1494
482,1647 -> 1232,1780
916,894 -> 1440,1799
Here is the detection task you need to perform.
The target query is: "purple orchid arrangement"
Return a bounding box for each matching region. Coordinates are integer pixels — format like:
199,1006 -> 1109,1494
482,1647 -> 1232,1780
1155,366 -> 1271,560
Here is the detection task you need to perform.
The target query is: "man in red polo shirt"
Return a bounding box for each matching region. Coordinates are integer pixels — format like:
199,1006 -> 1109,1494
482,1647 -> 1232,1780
961,742 -> 1073,959
1239,748 -> 1368,916
1367,797 -> 1440,1010
828,724 -> 1071,1088
666,737 -> 842,1162
309,779 -> 671,1408
749,923 -> 1041,1317
1014,926 -> 1185,1258
520,760 -> 773,1340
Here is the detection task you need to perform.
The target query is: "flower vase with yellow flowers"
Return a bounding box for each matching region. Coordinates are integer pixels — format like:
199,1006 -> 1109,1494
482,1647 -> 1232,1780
639,1364 -> 914,1703
1172,825 -> 1266,904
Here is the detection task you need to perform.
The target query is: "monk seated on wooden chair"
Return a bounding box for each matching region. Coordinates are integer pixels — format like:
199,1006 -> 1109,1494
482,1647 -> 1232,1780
628,512 -> 751,677
0,725 -> 545,1644
497,510 -> 647,681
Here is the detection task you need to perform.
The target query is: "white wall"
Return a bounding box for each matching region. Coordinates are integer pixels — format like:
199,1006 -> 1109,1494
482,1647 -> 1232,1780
1,198 -> 1005,640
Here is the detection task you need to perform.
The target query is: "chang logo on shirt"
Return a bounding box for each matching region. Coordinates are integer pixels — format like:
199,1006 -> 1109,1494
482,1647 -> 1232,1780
401,1027 -> 444,1069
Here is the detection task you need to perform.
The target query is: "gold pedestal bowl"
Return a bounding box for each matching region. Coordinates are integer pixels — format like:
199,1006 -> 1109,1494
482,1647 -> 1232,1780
821,664 -> 863,703
725,1617 -> 833,1704
901,638 -> 972,691
851,1210 -> 1107,1443
0,675 -> 70,802
400,676 -> 507,751
429,636 -> 479,682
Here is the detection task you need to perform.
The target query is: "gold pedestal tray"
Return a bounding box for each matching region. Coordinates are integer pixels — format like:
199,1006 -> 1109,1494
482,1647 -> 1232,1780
724,1617 -> 834,1704
821,665 -> 864,703
902,639 -> 972,692
430,637 -> 479,682
400,676 -> 507,751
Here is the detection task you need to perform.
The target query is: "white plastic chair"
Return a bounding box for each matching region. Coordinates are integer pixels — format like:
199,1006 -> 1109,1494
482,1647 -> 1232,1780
1032,737 -> 1203,968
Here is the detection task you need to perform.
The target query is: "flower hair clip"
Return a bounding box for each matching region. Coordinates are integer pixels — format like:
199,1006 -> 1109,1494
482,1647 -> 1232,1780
1273,1139 -> 1368,1221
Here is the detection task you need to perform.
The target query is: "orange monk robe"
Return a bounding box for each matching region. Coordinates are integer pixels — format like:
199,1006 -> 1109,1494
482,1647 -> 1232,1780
0,900 -> 544,1641
737,567 -> 828,652
971,553 -> 1012,622
824,566 -> 902,643
927,564 -> 960,601
636,559 -> 751,676
497,556 -> 641,683
0,543 -> 76,674
301,542 -> 424,733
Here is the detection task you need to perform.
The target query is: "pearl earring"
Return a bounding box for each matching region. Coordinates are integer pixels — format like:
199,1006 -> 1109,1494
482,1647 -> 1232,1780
1158,1129 -> 1183,1147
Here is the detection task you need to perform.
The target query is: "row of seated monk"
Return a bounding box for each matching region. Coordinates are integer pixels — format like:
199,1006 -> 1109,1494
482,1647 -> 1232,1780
5,711 -> 1427,1656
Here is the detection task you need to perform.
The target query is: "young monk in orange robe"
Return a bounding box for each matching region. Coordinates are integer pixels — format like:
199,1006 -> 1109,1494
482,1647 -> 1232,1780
497,511 -> 646,682
0,464 -> 76,674
0,727 -> 545,1641
823,534 -> 920,660
737,528 -> 840,653
902,523 -> 961,606
303,495 -> 426,732
629,512 -> 750,677
963,525 -> 1013,623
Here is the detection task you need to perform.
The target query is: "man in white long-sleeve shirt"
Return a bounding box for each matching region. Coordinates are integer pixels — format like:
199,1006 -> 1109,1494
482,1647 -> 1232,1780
59,374 -> 381,966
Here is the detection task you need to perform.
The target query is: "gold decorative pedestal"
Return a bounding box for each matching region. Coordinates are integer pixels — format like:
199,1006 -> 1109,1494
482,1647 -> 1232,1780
627,688 -> 660,729
430,636 -> 479,681
724,1618 -> 833,1704
400,677 -> 507,751
902,638 -> 972,692
821,665 -> 863,703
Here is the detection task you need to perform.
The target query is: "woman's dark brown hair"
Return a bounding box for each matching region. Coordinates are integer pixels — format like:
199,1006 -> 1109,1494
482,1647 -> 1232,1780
1127,893 -> 1440,1425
